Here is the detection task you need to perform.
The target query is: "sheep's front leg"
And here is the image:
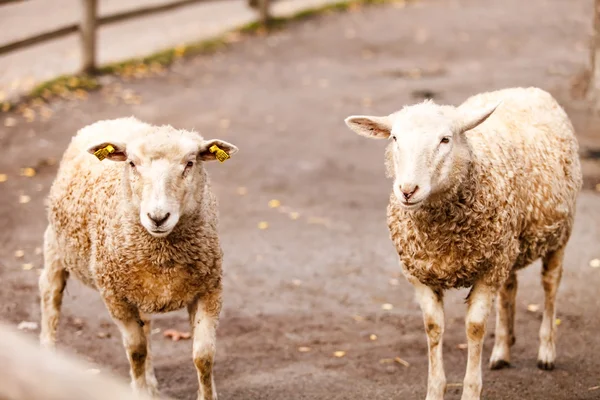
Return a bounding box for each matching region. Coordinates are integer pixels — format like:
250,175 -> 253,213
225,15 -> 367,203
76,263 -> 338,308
107,303 -> 151,397
140,313 -> 159,396
188,290 -> 222,400
461,282 -> 495,400
410,278 -> 446,400
490,272 -> 517,369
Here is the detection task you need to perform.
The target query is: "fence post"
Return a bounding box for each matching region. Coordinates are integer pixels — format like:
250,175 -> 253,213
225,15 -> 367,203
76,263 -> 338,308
258,0 -> 270,27
80,0 -> 98,74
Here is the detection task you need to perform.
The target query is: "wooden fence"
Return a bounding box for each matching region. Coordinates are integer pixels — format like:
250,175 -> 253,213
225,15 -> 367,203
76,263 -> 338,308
0,0 -> 272,73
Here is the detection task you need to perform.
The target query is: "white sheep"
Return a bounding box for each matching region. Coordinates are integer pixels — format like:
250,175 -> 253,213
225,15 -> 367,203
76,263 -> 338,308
39,117 -> 238,400
344,87 -> 582,400
0,322 -> 157,400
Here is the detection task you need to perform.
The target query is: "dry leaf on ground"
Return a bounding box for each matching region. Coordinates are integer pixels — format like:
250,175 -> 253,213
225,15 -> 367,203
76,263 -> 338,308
163,329 -> 191,341
298,346 -> 311,353
394,357 -> 410,367
258,221 -> 269,230
268,199 -> 281,208
381,303 -> 393,311
0,174 -> 7,182
590,259 -> 600,268
457,343 -> 468,350
333,351 -> 346,358
527,304 -> 540,312
369,334 -> 377,341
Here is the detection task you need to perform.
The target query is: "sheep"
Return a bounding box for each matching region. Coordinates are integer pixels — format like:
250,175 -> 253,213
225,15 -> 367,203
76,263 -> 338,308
0,322 -> 158,400
344,87 -> 582,400
39,117 -> 238,400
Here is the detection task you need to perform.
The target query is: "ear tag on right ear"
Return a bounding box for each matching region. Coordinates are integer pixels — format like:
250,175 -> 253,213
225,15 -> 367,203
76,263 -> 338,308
94,144 -> 115,161
209,144 -> 230,163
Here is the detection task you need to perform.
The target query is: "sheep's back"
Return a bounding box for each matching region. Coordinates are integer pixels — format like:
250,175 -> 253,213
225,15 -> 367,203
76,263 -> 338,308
462,87 -> 582,268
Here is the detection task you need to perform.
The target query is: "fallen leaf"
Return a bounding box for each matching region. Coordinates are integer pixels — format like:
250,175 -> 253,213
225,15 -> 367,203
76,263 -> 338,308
589,386 -> 600,391
369,334 -> 377,341
527,304 -> 540,312
457,343 -> 468,350
394,357 -> 410,367
14,250 -> 24,258
379,358 -> 394,364
19,195 -> 31,204
555,318 -> 561,326
389,278 -> 399,286
22,263 -> 33,270
20,167 -> 36,177
298,346 -> 311,353
590,259 -> 600,268
381,303 -> 393,311
268,199 -> 281,208
258,221 -> 269,230
163,329 -> 191,341
0,174 -> 7,182
237,186 -> 248,195
151,328 -> 161,335
4,117 -> 17,127
352,315 -> 365,322
17,321 -> 38,331
289,212 -> 300,220
333,351 -> 346,358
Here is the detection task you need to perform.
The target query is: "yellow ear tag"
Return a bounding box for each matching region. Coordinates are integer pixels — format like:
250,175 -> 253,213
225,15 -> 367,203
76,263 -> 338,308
93,144 -> 115,161
209,144 -> 230,163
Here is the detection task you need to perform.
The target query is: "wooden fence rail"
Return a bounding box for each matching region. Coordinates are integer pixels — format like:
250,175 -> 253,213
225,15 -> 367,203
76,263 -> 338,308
0,0 -> 271,73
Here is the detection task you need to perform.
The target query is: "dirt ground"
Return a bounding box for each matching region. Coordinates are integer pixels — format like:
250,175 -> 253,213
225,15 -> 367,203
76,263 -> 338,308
1,0 -> 600,399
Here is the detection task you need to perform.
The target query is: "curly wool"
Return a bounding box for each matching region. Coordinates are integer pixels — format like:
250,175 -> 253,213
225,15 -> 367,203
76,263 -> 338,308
47,118 -> 223,319
387,87 -> 582,290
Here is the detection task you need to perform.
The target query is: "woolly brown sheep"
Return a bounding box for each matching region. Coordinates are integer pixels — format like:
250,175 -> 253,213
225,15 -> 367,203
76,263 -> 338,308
39,117 -> 238,400
344,87 -> 582,400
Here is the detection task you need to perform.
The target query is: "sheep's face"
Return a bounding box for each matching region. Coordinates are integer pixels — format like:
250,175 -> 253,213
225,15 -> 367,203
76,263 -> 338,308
344,101 -> 498,209
88,129 -> 237,238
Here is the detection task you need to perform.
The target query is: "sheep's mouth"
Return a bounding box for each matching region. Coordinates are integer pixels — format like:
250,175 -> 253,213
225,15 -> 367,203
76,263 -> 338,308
148,229 -> 171,238
400,199 -> 423,209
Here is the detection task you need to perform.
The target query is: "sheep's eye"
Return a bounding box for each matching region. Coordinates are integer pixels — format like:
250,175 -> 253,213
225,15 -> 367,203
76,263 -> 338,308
186,161 -> 194,168
129,161 -> 136,168
391,135 -> 397,142
440,137 -> 450,144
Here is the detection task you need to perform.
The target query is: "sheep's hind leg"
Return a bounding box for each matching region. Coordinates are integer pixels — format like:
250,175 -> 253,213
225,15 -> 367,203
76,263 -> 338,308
490,272 -> 517,369
140,313 -> 159,396
461,282 -> 495,400
537,247 -> 564,371
410,277 -> 446,400
39,226 -> 69,350
188,290 -> 222,400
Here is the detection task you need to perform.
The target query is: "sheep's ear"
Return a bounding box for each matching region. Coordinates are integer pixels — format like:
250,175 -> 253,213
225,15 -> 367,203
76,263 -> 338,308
458,101 -> 501,133
87,142 -> 128,162
199,139 -> 239,162
344,115 -> 392,139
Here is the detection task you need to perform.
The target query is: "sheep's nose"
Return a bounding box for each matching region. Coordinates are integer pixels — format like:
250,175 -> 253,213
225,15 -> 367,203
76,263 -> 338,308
148,212 -> 170,227
400,184 -> 419,201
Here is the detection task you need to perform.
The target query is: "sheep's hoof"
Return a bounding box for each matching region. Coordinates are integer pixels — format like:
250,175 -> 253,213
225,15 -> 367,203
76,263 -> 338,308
490,359 -> 511,370
537,360 -> 555,371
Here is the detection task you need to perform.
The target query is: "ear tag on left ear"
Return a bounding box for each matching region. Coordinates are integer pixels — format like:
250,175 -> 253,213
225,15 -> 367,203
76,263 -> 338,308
209,145 -> 230,163
93,144 -> 115,161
